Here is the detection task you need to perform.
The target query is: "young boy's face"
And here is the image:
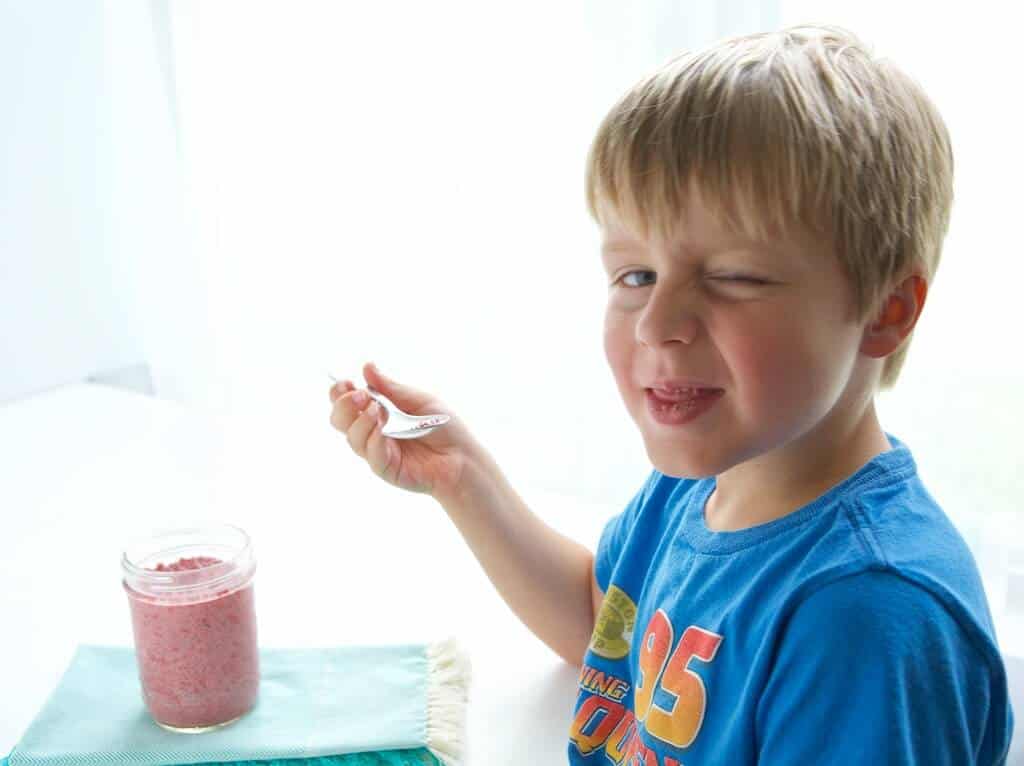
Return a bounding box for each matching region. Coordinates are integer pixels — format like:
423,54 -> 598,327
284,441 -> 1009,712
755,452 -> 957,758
600,191 -> 874,480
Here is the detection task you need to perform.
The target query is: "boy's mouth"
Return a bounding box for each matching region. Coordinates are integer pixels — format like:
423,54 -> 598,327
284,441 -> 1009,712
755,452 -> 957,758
647,386 -> 723,403
645,386 -> 724,425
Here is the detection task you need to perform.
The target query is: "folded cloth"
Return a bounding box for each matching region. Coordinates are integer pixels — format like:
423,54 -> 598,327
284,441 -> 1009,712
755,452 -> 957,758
4,640 -> 469,766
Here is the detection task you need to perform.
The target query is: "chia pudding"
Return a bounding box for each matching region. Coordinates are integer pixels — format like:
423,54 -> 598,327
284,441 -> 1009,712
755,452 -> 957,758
122,526 -> 260,732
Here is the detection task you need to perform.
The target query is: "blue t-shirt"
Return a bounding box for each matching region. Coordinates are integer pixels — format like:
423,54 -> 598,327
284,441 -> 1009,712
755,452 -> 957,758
569,434 -> 1014,765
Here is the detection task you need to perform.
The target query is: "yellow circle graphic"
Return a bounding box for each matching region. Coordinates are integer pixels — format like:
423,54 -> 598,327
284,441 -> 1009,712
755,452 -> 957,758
589,584 -> 637,660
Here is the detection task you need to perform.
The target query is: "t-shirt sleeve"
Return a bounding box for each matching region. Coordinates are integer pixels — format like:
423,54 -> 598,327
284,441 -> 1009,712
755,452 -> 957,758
756,570 -> 1013,765
594,470 -> 659,593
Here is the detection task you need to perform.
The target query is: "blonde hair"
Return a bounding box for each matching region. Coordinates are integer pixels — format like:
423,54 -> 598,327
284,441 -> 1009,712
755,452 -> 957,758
585,24 -> 954,389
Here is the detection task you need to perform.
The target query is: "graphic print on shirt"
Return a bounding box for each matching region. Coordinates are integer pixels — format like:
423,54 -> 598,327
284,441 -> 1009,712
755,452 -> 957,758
572,587 -> 724,764
589,584 -> 637,660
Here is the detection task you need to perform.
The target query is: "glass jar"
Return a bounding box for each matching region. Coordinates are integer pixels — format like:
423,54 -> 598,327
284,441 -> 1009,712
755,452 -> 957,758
122,524 -> 260,732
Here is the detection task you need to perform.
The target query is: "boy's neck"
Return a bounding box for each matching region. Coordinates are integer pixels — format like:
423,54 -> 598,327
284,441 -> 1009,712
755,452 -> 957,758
703,402 -> 893,533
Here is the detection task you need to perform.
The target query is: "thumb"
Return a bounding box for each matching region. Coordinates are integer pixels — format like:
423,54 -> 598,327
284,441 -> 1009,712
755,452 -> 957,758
362,362 -> 435,413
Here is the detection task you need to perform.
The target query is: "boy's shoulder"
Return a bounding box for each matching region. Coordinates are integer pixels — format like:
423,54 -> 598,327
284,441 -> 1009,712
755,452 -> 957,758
631,436 -> 993,636
803,435 -> 985,609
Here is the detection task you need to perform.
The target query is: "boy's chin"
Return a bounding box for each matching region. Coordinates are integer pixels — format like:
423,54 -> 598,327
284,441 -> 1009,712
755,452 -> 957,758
653,465 -> 717,481
646,448 -> 720,480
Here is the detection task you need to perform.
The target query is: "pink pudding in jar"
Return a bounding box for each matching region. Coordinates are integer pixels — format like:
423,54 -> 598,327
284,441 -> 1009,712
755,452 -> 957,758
122,525 -> 260,732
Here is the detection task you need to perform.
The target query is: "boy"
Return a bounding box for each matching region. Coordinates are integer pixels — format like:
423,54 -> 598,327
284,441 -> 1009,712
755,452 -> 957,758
329,24 -> 1014,764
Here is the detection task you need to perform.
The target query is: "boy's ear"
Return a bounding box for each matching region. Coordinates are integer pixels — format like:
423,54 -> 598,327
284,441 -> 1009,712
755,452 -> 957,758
860,274 -> 928,359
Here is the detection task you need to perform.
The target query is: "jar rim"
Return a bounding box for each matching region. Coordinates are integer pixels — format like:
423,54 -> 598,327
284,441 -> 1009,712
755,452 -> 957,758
121,523 -> 255,595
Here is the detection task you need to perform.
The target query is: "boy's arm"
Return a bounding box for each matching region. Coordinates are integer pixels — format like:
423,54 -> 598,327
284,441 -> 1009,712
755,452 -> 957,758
591,570 -> 606,629
756,570 -> 1012,764
436,452 -> 599,666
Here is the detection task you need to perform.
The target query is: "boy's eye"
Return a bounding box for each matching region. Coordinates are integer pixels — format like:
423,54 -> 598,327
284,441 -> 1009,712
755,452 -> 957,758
615,270 -> 656,288
710,274 -> 770,285
614,271 -> 769,288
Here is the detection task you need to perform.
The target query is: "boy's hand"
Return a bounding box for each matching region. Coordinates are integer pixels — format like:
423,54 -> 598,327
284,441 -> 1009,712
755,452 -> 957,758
328,362 -> 483,502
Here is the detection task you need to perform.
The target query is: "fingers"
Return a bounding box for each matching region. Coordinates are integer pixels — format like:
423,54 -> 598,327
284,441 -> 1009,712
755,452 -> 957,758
329,386 -> 371,437
329,378 -> 354,404
363,361 -> 384,383
346,399 -> 382,456
362,361 -> 429,412
330,388 -> 393,475
364,410 -> 395,480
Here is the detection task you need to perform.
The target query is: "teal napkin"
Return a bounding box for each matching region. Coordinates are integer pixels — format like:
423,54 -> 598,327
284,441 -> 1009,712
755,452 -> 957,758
4,640 -> 469,766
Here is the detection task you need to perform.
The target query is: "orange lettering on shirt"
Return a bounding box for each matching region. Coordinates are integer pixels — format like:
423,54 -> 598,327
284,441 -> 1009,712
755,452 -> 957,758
569,695 -> 625,756
604,709 -> 637,762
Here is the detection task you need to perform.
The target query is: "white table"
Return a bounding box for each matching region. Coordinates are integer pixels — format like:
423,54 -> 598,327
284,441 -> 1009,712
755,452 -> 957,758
1,383 -> 618,763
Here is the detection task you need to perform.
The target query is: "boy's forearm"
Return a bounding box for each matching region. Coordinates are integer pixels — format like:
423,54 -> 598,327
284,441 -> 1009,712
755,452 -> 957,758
436,452 -> 596,665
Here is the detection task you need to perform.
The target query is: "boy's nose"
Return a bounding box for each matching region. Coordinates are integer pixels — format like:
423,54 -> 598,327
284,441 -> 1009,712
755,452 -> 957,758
635,305 -> 700,347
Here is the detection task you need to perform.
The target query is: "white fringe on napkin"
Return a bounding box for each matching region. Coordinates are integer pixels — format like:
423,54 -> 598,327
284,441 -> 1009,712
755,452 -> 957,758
425,638 -> 471,766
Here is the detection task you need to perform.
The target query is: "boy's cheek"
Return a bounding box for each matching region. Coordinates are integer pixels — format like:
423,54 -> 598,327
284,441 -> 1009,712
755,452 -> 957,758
602,326 -> 633,380
602,329 -> 642,411
602,307 -> 632,341
735,339 -> 830,415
